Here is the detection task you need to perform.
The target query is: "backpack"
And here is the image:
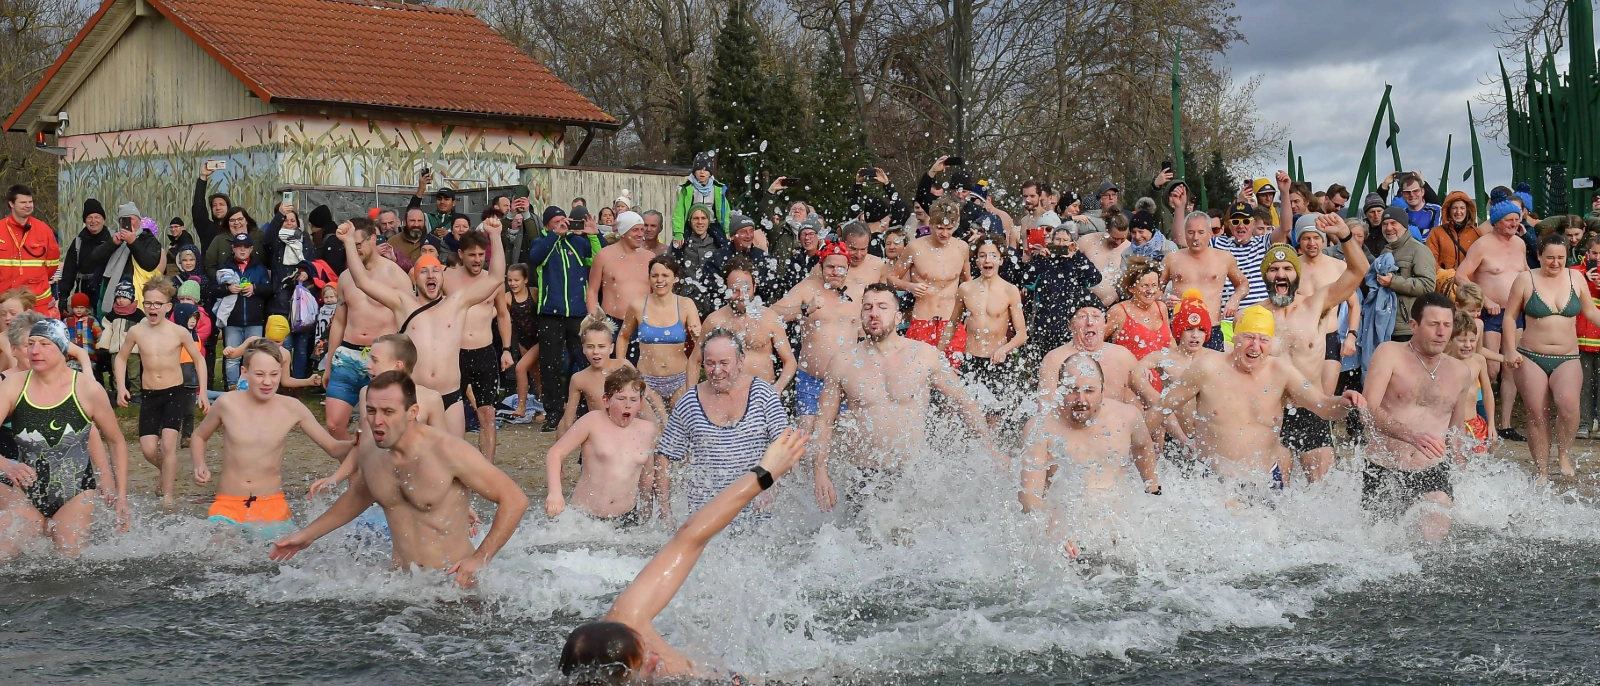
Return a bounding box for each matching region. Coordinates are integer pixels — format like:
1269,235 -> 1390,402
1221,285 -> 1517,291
290,283 -> 319,332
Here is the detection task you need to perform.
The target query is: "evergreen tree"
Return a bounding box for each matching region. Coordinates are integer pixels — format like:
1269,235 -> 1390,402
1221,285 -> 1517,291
669,90 -> 706,167
799,32 -> 873,221
703,0 -> 772,207
1201,150 -> 1236,213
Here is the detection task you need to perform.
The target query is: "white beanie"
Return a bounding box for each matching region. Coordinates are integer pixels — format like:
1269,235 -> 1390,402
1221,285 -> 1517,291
615,211 -> 644,234
614,189 -> 633,210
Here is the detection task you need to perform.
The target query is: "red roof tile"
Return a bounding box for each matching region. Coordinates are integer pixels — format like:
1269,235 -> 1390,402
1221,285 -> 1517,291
151,0 -> 614,126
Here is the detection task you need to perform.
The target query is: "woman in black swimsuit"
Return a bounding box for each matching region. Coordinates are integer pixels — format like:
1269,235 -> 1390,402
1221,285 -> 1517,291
504,263 -> 543,418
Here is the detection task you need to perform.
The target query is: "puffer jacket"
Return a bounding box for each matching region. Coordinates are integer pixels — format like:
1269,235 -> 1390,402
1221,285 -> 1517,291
1426,191 -> 1482,273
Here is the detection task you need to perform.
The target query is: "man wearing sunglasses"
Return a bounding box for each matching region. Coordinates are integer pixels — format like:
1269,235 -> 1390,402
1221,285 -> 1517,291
1211,198 -> 1289,345
1324,184 -> 1351,214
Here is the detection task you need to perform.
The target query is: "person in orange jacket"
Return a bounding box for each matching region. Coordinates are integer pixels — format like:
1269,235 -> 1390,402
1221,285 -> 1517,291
0,184 -> 61,317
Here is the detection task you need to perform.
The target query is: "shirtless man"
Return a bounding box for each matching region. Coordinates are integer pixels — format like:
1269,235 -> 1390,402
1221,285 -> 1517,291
1079,211 -> 1131,306
338,216 -> 505,437
1162,211 -> 1248,351
1256,212 -> 1369,482
834,222 -> 892,301
1359,293 -> 1475,542
556,318 -> 666,437
323,219 -> 409,441
893,197 -> 971,367
812,284 -> 993,511
1020,354 -> 1160,555
1158,305 -> 1365,491
1294,218 -> 1359,393
950,237 -> 1027,427
115,280 -> 209,507
0,319 -> 130,558
587,210 -> 654,327
307,333 -> 450,498
695,255 -> 796,391
270,371 -> 529,588
443,230 -> 512,462
1038,307 -> 1157,410
1456,201 -> 1531,439
544,367 -> 656,525
191,340 -> 353,538
770,242 -> 859,432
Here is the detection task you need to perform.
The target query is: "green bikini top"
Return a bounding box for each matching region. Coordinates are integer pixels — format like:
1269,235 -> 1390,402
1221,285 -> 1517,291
1526,274 -> 1583,319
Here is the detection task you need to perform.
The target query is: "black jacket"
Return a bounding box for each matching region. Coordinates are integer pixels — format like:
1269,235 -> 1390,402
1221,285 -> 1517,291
1030,251 -> 1102,339
191,178 -> 225,250
59,226 -> 115,298
261,214 -> 318,316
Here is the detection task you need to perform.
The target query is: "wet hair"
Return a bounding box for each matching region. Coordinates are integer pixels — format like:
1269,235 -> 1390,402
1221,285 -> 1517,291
242,337 -> 283,368
1451,281 -> 1484,308
1058,352 -> 1104,386
560,621 -> 645,683
1410,291 -> 1456,324
1537,230 -> 1568,256
143,279 -> 177,302
701,327 -> 744,356
863,282 -> 898,302
603,366 -> 647,398
508,263 -> 530,279
722,254 -> 755,280
1451,309 -> 1478,341
580,314 -> 616,341
0,287 -> 36,311
1104,209 -> 1129,232
838,221 -> 870,242
1119,255 -> 1161,294
929,197 -> 961,228
368,369 -> 417,409
8,311 -> 44,348
648,254 -> 681,277
372,333 -> 417,372
456,229 -> 490,253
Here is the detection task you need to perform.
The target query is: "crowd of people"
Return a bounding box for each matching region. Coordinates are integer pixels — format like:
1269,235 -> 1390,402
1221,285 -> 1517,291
0,149 -> 1590,681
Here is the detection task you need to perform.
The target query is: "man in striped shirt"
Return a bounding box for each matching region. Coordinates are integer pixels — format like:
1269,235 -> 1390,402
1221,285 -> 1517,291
1211,201 -> 1287,344
653,328 -> 790,525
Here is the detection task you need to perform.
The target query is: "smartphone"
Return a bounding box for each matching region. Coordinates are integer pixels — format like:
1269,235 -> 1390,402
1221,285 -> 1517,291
512,184 -> 530,199
859,168 -> 877,178
420,167 -> 431,179
1049,245 -> 1073,257
1027,227 -> 1048,248
1589,258 -> 1598,271
1162,159 -> 1174,173
785,176 -> 804,187
203,159 -> 226,171
946,156 -> 965,167
119,216 -> 132,232
281,190 -> 294,208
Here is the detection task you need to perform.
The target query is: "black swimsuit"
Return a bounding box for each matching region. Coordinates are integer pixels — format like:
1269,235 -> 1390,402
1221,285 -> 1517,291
0,372 -> 96,518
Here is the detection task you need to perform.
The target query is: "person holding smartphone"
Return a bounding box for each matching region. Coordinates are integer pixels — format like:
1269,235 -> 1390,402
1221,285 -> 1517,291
1028,226 -> 1103,354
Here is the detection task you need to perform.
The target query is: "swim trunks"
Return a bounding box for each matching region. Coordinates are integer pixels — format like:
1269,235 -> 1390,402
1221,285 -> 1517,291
589,506 -> 645,528
1204,324 -> 1225,352
1279,405 -> 1332,456
904,318 -> 966,369
1465,415 -> 1491,456
459,344 -> 501,407
325,343 -> 371,406
138,384 -> 194,437
1480,309 -> 1503,334
795,368 -> 845,417
1324,332 -> 1341,361
208,492 -> 294,538
1361,460 -> 1452,516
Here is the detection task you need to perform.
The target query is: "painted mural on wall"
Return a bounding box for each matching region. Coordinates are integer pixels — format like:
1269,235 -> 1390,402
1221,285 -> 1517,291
56,115 -> 562,243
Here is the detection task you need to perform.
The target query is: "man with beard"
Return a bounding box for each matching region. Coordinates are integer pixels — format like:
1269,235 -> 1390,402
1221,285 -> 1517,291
770,242 -> 858,433
444,230 -> 512,462
1375,206 -> 1438,342
386,207 -> 431,266
812,284 -> 994,512
697,256 -> 796,391
337,217 -> 506,437
893,197 -> 970,367
322,219 -> 410,442
1256,212 -> 1370,482
1359,293 -> 1475,542
1162,211 -> 1249,351
270,371 -> 529,589
1158,305 -> 1365,492
1038,306 -> 1157,410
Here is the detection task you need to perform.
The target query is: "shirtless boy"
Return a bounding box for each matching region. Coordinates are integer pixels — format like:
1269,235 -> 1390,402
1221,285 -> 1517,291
557,318 -> 666,437
115,280 -> 209,507
307,333 -> 449,497
443,229 -> 512,461
893,197 -> 970,366
770,242 -> 859,432
1360,294 -> 1476,541
191,340 -> 353,538
696,255 -> 796,391
545,367 -> 656,525
950,237 -> 1027,426
270,371 -> 529,588
1038,307 -> 1157,410
1162,211 -> 1248,351
323,219 -> 409,441
338,216 -> 506,437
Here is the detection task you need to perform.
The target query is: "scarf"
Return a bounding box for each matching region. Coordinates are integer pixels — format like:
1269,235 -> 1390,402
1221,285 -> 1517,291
688,175 -> 716,198
279,227 -> 306,267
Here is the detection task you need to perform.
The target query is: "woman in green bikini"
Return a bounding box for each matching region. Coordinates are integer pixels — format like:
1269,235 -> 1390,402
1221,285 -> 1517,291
1503,232 -> 1600,481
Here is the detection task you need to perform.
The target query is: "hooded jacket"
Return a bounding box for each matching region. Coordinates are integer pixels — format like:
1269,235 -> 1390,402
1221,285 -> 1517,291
1379,230 -> 1437,338
1426,191 -> 1483,273
212,253 -> 272,327
1146,179 -> 1186,237
527,229 -> 594,317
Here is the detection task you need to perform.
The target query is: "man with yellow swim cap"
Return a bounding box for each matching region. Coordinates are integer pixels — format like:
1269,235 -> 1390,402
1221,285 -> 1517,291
1254,211 -> 1373,482
1158,244 -> 1367,494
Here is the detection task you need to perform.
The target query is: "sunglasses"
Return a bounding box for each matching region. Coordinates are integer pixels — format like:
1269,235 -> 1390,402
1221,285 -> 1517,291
1228,218 -> 1251,226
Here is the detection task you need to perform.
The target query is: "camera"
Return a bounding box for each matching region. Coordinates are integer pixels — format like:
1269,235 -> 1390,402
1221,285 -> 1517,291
946,156 -> 965,167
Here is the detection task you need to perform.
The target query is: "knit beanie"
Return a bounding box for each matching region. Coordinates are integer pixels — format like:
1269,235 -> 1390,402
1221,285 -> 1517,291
1489,200 -> 1522,226
542,205 -> 566,227
1362,191 -> 1387,215
83,199 -> 106,222
178,280 -> 202,302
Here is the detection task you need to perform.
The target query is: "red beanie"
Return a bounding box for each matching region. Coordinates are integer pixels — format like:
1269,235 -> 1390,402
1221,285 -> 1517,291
70,292 -> 90,309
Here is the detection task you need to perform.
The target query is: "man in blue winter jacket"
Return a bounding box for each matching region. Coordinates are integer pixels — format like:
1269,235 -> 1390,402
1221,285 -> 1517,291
528,205 -> 596,432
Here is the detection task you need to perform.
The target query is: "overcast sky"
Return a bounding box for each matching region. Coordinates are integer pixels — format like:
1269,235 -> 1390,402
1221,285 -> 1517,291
1230,0 -> 1540,192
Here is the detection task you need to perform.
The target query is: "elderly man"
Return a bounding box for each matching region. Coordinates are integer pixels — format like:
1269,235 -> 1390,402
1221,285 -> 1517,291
1376,206 -> 1438,342
1163,211 -> 1249,351
698,213 -> 773,311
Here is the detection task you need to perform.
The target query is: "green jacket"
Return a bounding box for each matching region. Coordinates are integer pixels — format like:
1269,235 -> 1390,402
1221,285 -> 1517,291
671,178 -> 731,242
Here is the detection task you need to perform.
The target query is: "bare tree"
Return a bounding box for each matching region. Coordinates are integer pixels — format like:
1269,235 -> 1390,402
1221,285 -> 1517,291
0,0 -> 93,222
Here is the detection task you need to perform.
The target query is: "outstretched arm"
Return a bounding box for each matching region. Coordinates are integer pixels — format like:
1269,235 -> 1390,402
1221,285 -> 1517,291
1320,212 -> 1370,312
455,219 -> 508,309
544,416 -> 590,517
1282,358 -> 1362,421
444,435 -> 530,588
270,470 -> 377,561
338,223 -> 406,312
295,402 -> 354,461
811,372 -> 846,512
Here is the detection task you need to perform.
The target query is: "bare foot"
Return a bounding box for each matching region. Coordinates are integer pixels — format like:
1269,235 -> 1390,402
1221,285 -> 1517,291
161,495 -> 178,512
513,401 -> 525,418
1560,455 -> 1576,479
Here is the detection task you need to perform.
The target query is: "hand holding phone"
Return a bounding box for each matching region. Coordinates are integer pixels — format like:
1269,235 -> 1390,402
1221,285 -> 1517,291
946,156 -> 965,167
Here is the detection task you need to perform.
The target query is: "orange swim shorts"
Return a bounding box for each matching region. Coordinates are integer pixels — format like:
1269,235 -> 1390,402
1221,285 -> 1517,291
208,492 -> 294,537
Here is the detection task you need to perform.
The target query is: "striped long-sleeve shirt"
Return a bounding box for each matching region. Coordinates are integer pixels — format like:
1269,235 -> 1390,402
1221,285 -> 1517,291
656,377 -> 790,523
1211,233 -> 1271,315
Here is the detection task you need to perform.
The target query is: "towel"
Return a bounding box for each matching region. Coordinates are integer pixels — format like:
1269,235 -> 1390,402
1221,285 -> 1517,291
1355,253 -> 1398,372
214,269 -> 240,325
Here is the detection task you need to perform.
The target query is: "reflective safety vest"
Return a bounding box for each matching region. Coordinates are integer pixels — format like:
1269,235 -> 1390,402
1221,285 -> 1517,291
0,216 -> 61,316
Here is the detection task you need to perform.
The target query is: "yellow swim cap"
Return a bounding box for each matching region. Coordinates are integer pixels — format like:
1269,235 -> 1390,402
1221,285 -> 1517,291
1234,305 -> 1275,338
265,314 -> 290,342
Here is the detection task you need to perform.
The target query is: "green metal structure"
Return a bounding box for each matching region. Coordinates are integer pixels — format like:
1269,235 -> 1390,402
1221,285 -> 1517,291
1501,0 -> 1598,216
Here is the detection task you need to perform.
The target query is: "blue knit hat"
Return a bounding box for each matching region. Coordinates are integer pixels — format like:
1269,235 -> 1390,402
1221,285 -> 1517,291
1489,200 -> 1521,225
1515,191 -> 1534,213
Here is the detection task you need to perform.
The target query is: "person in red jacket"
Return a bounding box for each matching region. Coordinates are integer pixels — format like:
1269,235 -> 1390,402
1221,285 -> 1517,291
0,185 -> 60,317
1575,234 -> 1600,438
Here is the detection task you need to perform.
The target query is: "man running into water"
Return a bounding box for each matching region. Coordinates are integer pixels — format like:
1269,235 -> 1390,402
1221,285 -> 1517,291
1020,353 -> 1160,556
770,241 -> 858,433
696,255 -> 796,391
812,284 -> 994,512
1162,211 -> 1248,351
270,371 -> 529,588
115,280 -> 209,507
191,340 -> 353,538
307,334 -> 449,497
544,366 -> 656,525
832,221 -> 892,301
323,218 -> 409,441
893,197 -> 970,366
1157,305 -> 1365,491
337,216 -> 505,437
443,229 -> 511,462
1256,211 -> 1369,482
1079,209 -> 1131,306
1038,306 -> 1157,410
0,319 -> 130,558
1360,293 -> 1475,542
559,430 -> 807,682
1294,215 -> 1359,393
950,236 -> 1028,427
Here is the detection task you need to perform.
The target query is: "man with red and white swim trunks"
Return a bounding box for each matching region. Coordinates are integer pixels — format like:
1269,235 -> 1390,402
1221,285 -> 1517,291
892,196 -> 969,367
